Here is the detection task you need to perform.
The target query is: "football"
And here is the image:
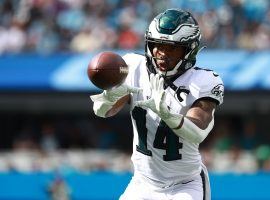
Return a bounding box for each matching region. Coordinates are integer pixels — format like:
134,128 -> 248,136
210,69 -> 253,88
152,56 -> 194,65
87,51 -> 128,90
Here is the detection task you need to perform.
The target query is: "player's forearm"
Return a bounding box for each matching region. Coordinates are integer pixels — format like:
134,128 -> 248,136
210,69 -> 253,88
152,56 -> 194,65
91,84 -> 141,118
93,94 -> 130,118
163,114 -> 213,144
92,100 -> 112,118
105,95 -> 130,117
171,117 -> 214,143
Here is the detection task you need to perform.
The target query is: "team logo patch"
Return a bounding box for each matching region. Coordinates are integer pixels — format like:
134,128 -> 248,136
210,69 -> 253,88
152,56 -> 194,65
211,84 -> 224,97
176,24 -> 200,42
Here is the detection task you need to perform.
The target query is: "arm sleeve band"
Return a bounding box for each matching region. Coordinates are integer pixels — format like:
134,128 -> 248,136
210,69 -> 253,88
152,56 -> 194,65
164,110 -> 215,144
173,117 -> 214,143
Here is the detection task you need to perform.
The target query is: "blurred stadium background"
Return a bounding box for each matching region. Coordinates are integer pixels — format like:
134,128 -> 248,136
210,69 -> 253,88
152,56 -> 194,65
0,0 -> 270,199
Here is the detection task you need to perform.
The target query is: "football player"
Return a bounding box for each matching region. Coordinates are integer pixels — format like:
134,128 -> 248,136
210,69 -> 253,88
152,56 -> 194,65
91,8 -> 224,200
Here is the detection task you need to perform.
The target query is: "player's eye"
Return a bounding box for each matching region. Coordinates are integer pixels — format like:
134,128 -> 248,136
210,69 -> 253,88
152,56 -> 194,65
155,44 -> 171,51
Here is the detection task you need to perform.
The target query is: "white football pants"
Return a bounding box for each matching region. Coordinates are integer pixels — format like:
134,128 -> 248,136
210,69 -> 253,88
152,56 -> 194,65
119,164 -> 210,200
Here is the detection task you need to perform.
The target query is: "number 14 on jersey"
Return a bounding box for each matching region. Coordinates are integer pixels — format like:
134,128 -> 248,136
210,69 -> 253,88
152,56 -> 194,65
132,107 -> 183,161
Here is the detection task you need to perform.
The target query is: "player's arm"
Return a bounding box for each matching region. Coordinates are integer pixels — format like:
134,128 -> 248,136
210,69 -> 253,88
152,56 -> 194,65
90,85 -> 140,118
105,94 -> 130,117
171,99 -> 216,143
135,74 -> 218,143
185,99 -> 216,129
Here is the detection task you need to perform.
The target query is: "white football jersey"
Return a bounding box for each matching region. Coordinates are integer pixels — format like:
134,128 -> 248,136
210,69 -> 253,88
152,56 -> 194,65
123,53 -> 224,187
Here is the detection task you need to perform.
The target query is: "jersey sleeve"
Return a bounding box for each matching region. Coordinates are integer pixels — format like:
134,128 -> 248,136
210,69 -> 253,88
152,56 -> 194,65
191,70 -> 224,105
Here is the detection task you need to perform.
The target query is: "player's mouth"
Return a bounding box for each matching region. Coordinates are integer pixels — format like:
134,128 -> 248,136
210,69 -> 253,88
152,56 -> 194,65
156,59 -> 169,71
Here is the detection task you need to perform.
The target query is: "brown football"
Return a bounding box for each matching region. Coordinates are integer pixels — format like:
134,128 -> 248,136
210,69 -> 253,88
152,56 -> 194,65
87,51 -> 128,90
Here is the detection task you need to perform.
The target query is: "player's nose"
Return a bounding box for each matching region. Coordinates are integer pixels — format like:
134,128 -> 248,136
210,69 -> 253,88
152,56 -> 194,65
157,48 -> 166,57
